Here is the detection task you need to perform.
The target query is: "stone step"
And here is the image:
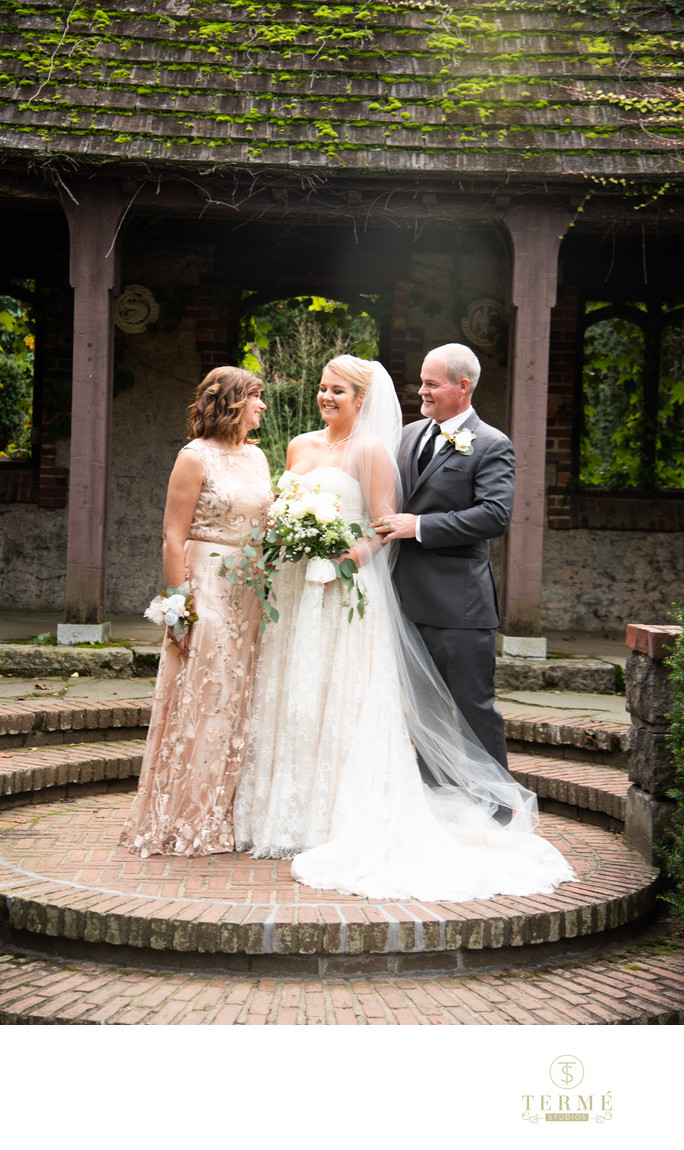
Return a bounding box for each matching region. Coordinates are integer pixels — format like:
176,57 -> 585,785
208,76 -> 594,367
0,739 -> 631,833
0,696 -> 629,766
0,698 -> 152,749
0,642 -> 619,693
1,913 -> 681,1024
508,751 -> 631,828
0,793 -> 659,976
0,643 -> 159,679
502,708 -> 630,766
495,657 -> 619,694
0,739 -> 144,806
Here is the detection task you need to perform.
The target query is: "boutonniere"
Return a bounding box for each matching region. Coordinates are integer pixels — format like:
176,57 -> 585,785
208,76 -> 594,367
439,428 -> 476,456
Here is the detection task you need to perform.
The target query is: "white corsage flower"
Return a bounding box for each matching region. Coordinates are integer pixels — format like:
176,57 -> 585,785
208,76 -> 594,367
143,596 -> 166,626
163,593 -> 187,621
441,428 -> 476,456
144,582 -> 198,640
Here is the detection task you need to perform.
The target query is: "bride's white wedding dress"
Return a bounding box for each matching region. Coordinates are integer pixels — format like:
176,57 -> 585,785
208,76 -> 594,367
234,464 -> 575,902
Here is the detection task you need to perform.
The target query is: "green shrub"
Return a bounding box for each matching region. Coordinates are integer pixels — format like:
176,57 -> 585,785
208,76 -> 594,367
659,604 -> 684,921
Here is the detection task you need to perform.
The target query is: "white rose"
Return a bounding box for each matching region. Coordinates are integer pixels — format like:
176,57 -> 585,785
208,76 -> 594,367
288,501 -> 308,519
314,503 -> 337,525
164,608 -> 180,626
300,493 -> 325,515
453,429 -> 475,450
164,593 -> 186,613
270,498 -> 287,518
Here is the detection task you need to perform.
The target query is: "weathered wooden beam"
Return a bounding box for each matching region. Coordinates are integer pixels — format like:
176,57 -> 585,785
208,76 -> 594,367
500,203 -> 571,637
61,185 -> 128,628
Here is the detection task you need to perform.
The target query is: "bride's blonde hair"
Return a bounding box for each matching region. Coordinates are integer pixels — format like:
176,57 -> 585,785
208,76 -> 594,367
325,355 -> 374,400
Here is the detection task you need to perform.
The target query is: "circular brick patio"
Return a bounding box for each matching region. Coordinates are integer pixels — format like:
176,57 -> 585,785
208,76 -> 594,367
0,793 -> 659,975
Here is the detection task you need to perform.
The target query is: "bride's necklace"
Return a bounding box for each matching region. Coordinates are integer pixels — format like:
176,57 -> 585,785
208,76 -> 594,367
323,428 -> 352,449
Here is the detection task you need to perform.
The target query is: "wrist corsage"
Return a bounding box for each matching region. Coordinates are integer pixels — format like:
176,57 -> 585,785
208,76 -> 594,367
440,428 -> 476,456
144,582 -> 198,641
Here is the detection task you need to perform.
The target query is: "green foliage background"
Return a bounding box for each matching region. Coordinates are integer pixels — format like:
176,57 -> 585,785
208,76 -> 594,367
241,295 -> 378,477
0,292 -> 34,458
580,306 -> 684,490
659,606 -> 684,923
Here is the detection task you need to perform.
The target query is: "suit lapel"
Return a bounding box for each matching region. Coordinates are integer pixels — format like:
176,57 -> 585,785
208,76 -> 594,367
410,411 -> 480,496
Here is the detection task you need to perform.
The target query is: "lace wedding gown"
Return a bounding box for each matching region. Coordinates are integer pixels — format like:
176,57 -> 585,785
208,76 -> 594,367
120,439 -> 272,857
234,466 -> 575,901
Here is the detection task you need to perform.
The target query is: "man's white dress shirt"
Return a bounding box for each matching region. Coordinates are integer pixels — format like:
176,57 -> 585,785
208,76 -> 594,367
414,407 -> 473,543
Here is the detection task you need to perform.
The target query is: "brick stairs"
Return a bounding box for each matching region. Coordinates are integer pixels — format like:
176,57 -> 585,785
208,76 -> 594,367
0,689 -> 681,1024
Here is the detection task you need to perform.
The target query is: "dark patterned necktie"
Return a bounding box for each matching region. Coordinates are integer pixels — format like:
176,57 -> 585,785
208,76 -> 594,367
417,422 -> 441,475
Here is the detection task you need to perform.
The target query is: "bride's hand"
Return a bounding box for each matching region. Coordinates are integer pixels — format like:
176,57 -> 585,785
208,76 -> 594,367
337,547 -> 359,568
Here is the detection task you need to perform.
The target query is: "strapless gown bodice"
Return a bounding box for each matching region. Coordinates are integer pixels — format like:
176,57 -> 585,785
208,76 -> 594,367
294,466 -> 367,526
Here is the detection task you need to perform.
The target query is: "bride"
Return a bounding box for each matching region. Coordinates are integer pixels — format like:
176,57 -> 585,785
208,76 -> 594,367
234,356 -> 575,901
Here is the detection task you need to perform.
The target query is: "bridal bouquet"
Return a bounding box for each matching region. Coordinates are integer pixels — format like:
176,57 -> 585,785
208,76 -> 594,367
219,471 -> 374,628
144,582 -> 198,641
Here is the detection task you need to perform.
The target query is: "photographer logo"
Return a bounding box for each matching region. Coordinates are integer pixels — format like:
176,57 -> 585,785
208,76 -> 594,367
522,1054 -> 612,1125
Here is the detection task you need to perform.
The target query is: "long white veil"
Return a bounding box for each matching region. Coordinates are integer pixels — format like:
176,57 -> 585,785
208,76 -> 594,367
342,360 -> 539,833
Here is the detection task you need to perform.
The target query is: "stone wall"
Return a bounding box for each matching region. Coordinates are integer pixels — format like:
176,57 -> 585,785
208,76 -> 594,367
624,623 -> 681,865
542,529 -> 684,632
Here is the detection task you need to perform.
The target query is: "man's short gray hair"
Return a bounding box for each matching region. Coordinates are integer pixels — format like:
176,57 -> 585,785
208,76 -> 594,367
431,343 -> 481,393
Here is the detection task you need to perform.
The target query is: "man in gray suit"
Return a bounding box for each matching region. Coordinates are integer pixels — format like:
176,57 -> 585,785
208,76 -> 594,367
376,343 -> 514,768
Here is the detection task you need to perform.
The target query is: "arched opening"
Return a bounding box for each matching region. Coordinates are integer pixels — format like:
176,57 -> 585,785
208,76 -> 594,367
0,281 -> 36,462
578,301 -> 684,490
240,294 -> 380,475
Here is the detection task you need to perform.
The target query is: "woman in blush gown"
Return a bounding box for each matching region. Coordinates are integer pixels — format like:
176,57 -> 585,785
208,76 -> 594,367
234,356 -> 575,901
120,366 -> 272,858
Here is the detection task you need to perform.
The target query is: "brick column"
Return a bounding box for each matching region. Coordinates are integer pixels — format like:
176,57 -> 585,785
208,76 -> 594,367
59,185 -> 128,641
624,623 -> 681,864
499,204 -> 571,638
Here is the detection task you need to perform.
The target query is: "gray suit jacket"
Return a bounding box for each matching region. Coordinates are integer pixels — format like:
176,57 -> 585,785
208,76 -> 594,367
393,410 -> 515,629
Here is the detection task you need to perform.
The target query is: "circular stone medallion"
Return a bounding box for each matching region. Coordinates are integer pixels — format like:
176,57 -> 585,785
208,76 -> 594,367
115,284 -> 159,333
461,298 -> 506,349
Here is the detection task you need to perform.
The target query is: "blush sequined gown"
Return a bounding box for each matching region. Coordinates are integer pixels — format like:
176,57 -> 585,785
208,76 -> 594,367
120,438 -> 272,857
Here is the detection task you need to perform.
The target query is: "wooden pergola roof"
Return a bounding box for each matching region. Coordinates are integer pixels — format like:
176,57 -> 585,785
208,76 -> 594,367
0,0 -> 683,187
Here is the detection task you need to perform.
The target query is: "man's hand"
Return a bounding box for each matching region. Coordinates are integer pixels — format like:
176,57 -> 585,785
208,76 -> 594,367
372,514 -> 418,542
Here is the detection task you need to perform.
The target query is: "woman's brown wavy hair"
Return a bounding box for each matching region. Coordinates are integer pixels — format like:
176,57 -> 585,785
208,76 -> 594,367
187,366 -> 263,445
